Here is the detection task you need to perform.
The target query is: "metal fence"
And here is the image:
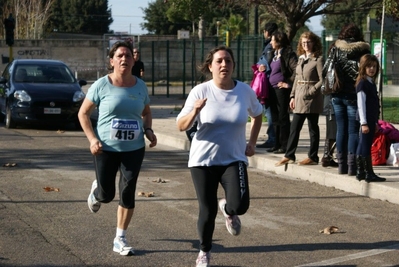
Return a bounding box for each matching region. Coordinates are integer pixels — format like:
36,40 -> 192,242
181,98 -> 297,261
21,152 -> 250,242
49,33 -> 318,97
133,34 -> 399,123
138,34 -> 399,97
138,35 -> 263,98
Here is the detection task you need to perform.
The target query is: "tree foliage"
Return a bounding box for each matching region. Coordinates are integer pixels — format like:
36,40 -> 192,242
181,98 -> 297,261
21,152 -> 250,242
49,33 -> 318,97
45,0 -> 112,34
384,0 -> 399,18
321,0 -> 370,33
164,0 -> 215,35
221,14 -> 246,40
141,0 -> 191,35
231,0 -> 381,41
142,0 -> 246,36
1,0 -> 112,38
2,0 -> 53,39
142,0 -> 387,42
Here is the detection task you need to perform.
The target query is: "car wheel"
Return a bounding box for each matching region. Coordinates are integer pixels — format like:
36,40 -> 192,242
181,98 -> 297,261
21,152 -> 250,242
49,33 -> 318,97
5,105 -> 16,129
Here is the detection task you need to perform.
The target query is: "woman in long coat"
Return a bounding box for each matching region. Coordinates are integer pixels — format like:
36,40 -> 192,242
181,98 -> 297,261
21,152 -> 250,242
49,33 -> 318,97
275,31 -> 324,166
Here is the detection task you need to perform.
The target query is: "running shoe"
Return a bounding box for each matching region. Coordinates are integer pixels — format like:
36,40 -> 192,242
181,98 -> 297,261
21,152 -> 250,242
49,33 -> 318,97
87,180 -> 101,213
196,250 -> 210,267
219,198 -> 241,236
113,236 -> 135,256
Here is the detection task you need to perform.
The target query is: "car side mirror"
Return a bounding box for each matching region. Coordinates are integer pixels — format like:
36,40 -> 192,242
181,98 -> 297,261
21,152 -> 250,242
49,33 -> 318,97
0,77 -> 7,84
79,80 -> 87,87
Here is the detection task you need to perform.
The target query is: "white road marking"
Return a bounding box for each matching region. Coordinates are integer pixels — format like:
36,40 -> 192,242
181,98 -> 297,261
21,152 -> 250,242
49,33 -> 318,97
296,243 -> 399,266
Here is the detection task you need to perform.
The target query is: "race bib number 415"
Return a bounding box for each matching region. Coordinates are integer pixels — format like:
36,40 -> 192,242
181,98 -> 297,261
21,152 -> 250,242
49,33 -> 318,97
110,119 -> 140,141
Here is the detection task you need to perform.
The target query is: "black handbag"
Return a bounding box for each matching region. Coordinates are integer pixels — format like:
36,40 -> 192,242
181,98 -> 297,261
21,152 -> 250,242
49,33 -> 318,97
321,47 -> 342,95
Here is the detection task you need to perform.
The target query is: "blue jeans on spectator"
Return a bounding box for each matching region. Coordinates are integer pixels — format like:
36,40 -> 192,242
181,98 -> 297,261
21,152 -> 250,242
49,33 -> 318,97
265,105 -> 275,144
331,94 -> 359,165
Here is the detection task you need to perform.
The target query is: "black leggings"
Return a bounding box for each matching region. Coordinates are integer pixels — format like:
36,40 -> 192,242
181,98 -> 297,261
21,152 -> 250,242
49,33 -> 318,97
93,147 -> 145,209
190,161 -> 250,252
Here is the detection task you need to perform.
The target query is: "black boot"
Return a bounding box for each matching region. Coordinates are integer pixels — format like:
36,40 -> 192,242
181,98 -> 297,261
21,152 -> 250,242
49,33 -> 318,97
336,152 -> 348,174
364,156 -> 386,182
347,154 -> 356,176
321,139 -> 338,167
355,155 -> 365,181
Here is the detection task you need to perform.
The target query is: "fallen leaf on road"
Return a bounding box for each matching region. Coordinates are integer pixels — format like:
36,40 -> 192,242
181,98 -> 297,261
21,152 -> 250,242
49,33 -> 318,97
43,187 -> 60,192
57,130 -> 65,134
152,178 -> 168,183
3,163 -> 17,167
138,191 -> 154,197
319,226 -> 339,234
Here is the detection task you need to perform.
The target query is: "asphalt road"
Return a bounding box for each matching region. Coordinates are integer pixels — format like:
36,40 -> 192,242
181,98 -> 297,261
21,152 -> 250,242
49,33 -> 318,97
1,125 -> 399,267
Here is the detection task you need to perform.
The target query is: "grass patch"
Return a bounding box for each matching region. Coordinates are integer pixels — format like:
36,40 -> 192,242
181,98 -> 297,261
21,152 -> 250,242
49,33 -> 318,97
382,97 -> 399,124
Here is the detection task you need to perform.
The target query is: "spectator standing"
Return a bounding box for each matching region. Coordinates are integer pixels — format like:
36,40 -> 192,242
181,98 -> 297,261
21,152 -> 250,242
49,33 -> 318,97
132,48 -> 144,78
267,31 -> 298,154
256,22 -> 278,149
275,31 -> 324,166
329,23 -> 370,175
355,54 -> 386,182
176,46 -> 263,267
320,94 -> 339,168
78,41 -> 157,256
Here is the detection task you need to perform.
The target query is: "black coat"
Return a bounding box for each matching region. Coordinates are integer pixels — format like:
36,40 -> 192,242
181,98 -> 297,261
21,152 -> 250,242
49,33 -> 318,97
328,39 -> 370,94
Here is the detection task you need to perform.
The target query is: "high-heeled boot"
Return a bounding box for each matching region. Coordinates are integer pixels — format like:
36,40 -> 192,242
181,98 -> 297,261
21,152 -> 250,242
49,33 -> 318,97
364,156 -> 386,182
336,152 -> 348,174
355,155 -> 365,181
347,153 -> 356,176
321,139 -> 338,167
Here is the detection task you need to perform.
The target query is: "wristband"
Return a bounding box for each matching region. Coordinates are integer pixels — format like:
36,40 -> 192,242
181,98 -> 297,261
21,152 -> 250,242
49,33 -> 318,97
144,128 -> 154,133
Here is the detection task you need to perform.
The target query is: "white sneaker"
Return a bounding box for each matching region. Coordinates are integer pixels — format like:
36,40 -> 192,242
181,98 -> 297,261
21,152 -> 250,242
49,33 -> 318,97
113,236 -> 135,256
219,198 -> 241,236
196,250 -> 210,267
87,180 -> 101,213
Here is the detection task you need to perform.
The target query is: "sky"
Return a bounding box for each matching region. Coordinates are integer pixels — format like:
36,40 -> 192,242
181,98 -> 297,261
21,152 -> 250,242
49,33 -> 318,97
108,0 -> 323,36
108,0 -> 151,35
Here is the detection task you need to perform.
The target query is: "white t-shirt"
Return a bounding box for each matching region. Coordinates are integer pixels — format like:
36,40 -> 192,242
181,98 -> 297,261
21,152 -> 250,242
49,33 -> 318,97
177,80 -> 262,167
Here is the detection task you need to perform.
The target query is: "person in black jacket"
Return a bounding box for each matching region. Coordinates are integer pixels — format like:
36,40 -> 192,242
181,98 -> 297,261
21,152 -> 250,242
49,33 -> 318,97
355,54 -> 385,182
329,24 -> 370,175
266,31 -> 298,154
256,22 -> 278,149
132,48 -> 144,78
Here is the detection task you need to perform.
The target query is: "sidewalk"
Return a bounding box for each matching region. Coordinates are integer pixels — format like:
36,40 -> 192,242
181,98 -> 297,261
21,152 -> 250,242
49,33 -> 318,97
149,94 -> 399,206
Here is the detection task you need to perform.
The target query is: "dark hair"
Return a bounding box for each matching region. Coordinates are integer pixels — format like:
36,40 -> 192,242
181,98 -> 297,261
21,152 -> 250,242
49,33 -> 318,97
271,31 -> 290,49
264,22 -> 278,35
356,54 -> 380,86
108,41 -> 133,70
199,45 -> 235,78
338,23 -> 364,42
296,31 -> 322,57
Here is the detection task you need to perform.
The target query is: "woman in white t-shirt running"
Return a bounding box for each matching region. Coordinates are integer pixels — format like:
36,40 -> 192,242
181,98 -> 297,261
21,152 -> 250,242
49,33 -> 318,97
176,45 -> 263,267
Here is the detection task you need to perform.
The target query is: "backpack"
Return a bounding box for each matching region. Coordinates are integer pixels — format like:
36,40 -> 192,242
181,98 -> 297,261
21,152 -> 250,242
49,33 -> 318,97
371,131 -> 390,166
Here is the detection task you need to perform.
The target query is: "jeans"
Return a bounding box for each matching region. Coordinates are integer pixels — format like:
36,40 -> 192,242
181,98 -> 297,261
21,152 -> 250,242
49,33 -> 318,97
331,94 -> 359,156
264,105 -> 275,143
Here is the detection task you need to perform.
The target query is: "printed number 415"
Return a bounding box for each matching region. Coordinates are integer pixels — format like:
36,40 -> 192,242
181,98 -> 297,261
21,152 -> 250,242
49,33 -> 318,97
115,130 -> 135,140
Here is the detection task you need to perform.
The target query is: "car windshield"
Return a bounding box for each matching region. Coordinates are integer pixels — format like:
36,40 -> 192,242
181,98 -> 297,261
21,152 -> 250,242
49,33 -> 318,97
14,64 -> 76,83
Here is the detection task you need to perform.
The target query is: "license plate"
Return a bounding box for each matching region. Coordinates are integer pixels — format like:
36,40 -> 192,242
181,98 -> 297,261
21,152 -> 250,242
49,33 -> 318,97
44,108 -> 61,114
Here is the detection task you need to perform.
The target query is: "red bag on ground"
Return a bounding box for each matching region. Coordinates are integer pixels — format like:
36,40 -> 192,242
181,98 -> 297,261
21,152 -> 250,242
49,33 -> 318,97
371,131 -> 390,166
